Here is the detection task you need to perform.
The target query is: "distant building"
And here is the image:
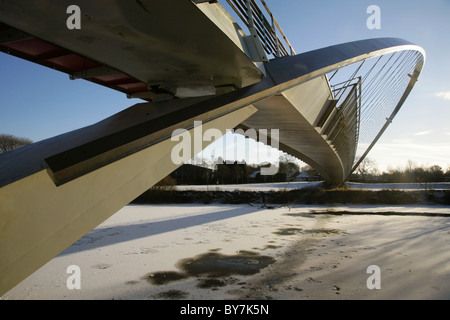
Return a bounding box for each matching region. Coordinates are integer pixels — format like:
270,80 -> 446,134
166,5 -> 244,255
295,171 -> 322,181
214,161 -> 248,184
287,171 -> 300,182
296,171 -> 310,181
170,164 -> 213,185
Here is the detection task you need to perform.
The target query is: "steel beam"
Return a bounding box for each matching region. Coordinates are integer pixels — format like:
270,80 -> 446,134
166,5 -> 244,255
0,98 -> 257,296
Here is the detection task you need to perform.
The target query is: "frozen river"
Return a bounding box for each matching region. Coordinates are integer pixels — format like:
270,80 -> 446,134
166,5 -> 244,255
3,203 -> 450,300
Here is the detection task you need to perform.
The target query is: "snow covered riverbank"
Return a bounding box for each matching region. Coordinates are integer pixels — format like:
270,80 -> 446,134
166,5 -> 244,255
174,181 -> 450,192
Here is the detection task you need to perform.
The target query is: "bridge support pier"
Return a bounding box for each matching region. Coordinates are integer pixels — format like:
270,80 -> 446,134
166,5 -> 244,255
0,98 -> 256,296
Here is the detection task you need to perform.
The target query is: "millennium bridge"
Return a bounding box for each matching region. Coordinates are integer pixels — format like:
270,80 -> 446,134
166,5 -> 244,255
0,0 -> 425,295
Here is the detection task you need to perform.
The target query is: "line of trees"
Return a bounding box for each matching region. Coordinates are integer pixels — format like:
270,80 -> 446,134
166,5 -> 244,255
351,158 -> 450,183
0,134 -> 33,154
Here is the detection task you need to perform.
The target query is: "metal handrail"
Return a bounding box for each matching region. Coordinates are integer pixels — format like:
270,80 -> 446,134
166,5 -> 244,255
225,0 -> 295,58
260,0 -> 295,56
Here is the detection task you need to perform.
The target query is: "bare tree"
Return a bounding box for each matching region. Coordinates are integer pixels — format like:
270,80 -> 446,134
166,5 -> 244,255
0,134 -> 33,154
356,157 -> 377,182
278,154 -> 299,174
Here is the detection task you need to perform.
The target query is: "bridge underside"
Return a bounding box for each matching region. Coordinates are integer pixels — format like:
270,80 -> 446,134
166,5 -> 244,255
0,0 -> 266,99
240,76 -> 345,183
0,0 -> 425,295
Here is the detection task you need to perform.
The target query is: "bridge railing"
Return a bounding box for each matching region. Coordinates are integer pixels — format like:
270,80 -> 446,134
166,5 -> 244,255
224,0 -> 296,58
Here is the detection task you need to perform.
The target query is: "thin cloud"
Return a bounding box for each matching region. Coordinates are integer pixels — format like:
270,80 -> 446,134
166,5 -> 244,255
414,130 -> 432,136
434,91 -> 450,100
367,140 -> 450,172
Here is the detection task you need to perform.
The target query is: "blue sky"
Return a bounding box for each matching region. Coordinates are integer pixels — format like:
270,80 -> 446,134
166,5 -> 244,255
269,0 -> 450,172
1,0 -> 449,172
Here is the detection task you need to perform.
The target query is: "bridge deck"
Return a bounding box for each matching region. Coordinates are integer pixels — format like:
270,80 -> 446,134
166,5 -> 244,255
0,0 -> 263,99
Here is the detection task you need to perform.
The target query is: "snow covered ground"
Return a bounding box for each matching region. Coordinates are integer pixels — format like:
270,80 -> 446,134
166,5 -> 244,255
174,181 -> 450,192
174,181 -> 323,192
346,182 -> 450,191
3,203 -> 450,300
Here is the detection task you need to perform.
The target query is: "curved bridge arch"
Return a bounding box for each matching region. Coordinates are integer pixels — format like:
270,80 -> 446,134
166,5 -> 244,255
244,37 -> 426,185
